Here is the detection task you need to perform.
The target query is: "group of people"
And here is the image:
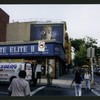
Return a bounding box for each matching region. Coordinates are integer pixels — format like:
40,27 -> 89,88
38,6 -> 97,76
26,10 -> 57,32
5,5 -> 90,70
71,69 -> 91,96
8,60 -> 42,96
8,59 -> 54,96
8,61 -> 91,97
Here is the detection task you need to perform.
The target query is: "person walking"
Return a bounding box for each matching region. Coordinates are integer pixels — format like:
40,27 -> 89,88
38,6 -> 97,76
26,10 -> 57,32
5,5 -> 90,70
8,70 -> 31,96
71,70 -> 83,96
84,71 -> 91,91
35,60 -> 42,84
31,62 -> 37,86
46,64 -> 53,85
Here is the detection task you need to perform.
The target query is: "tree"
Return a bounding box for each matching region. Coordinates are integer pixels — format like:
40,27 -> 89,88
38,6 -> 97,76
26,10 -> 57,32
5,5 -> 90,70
84,36 -> 100,57
70,38 -> 85,52
74,45 -> 87,67
70,36 -> 98,52
96,47 -> 100,56
70,36 -> 99,67
84,36 -> 97,48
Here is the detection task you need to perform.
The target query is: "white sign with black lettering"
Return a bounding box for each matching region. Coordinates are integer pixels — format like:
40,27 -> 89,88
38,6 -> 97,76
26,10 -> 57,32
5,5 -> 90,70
38,41 -> 45,52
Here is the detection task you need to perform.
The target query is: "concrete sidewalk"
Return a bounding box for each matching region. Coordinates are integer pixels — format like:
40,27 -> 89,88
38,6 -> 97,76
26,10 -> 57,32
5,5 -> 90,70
38,72 -> 100,89
37,72 -> 75,88
36,72 -> 73,88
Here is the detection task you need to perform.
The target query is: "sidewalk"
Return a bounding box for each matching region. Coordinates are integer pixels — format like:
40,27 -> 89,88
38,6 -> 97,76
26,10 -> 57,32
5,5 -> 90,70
37,72 -> 73,88
38,71 -> 76,88
38,71 -> 100,89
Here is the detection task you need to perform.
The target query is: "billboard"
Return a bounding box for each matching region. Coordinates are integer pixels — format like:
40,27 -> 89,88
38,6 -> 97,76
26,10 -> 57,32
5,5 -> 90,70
30,24 -> 64,44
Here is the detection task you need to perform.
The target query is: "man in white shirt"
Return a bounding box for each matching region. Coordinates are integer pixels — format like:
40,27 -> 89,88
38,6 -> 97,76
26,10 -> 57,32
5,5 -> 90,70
8,70 -> 30,96
35,63 -> 42,83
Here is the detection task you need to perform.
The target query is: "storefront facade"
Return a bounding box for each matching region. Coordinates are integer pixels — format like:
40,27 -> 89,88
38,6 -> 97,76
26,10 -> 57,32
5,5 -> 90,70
0,41 -> 66,79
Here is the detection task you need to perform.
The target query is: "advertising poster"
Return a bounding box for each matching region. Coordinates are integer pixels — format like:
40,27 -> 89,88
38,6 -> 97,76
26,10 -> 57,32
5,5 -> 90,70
48,59 -> 55,78
30,24 -> 64,44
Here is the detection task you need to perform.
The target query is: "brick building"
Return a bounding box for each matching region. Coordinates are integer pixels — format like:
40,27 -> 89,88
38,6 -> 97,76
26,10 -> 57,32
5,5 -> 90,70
0,8 -> 9,42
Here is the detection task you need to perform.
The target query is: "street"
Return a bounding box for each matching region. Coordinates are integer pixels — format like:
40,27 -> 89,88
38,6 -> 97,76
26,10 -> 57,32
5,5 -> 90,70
30,85 -> 96,96
0,73 -> 100,96
0,84 -> 97,96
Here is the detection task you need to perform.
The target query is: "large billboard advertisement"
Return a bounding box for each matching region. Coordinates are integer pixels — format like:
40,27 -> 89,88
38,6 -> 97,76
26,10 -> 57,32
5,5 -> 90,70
30,24 -> 64,44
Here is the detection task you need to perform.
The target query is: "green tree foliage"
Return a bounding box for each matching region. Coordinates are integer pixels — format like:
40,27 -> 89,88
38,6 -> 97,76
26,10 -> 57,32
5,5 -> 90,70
84,36 -> 97,48
70,36 -> 98,52
95,47 -> 100,57
70,36 -> 99,67
74,45 -> 87,67
70,38 -> 85,52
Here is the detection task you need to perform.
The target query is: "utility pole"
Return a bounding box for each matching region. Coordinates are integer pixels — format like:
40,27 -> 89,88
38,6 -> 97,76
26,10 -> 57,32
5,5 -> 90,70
90,57 -> 94,84
87,47 -> 95,85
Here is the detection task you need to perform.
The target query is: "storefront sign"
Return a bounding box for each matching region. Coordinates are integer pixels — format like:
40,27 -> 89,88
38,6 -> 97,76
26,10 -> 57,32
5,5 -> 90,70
0,43 -> 53,57
0,43 -> 66,61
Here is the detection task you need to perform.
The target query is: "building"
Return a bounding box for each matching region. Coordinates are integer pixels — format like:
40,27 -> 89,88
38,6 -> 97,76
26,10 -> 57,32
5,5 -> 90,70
0,21 -> 71,79
64,32 -> 71,64
6,21 -> 35,42
0,8 -> 9,42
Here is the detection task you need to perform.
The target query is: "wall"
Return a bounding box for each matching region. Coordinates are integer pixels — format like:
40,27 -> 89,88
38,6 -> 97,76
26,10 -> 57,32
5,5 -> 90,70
64,32 -> 71,64
6,22 -> 35,42
0,8 -> 9,42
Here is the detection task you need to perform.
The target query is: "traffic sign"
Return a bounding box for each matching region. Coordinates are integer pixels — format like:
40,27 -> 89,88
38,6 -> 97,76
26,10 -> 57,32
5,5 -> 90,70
38,41 -> 45,52
87,47 -> 95,57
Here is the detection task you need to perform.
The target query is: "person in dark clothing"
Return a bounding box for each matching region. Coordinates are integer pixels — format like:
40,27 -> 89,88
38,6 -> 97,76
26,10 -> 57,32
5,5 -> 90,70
71,71 -> 83,96
8,76 -> 17,96
32,71 -> 37,86
31,63 -> 37,86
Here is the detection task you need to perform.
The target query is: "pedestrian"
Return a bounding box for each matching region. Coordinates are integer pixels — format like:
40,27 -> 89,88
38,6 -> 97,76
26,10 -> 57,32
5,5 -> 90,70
84,71 -> 91,91
8,76 -> 17,96
35,60 -> 42,84
70,70 -> 83,96
32,62 -> 37,86
8,70 -> 31,96
46,64 -> 53,85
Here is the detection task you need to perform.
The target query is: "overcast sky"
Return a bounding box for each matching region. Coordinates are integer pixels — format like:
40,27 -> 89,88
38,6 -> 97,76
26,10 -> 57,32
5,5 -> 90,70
0,4 -> 100,46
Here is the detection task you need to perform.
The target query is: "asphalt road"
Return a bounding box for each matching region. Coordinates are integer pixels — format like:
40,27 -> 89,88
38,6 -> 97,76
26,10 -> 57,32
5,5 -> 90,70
30,85 -> 96,96
0,84 -> 97,96
0,74 -> 100,97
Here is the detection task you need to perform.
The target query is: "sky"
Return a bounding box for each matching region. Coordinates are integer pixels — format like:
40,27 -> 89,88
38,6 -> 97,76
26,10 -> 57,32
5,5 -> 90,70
0,4 -> 100,46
